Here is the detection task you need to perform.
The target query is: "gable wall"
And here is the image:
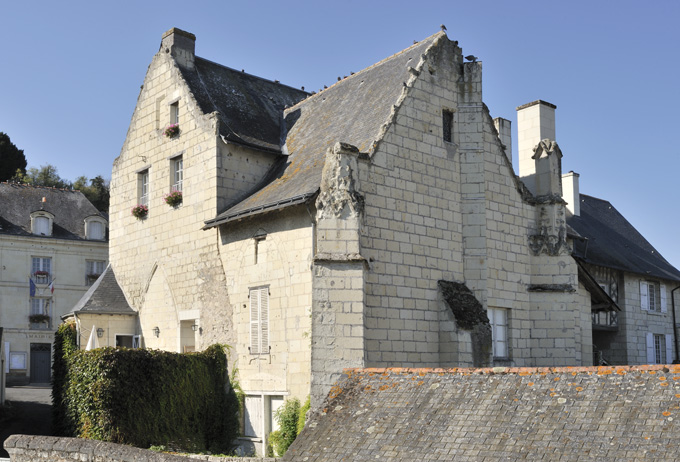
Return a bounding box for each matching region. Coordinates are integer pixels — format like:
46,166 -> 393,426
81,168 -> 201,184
218,207 -> 313,401
110,51 -> 234,351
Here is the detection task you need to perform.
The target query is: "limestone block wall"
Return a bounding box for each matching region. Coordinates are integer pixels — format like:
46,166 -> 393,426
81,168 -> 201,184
110,50 -> 234,352
622,273 -> 677,364
218,207 -> 313,401
0,235 -> 107,383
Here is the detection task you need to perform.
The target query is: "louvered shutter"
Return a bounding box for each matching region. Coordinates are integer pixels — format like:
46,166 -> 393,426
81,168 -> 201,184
646,333 -> 655,364
640,281 -> 649,311
260,288 -> 269,353
250,289 -> 260,354
666,334 -> 673,364
661,284 -> 668,313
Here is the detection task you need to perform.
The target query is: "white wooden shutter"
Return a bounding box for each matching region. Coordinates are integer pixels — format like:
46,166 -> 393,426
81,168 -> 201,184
244,395 -> 263,438
250,289 -> 260,354
661,284 -> 667,313
666,334 -> 673,364
260,288 -> 269,354
646,332 -> 655,363
640,281 -> 649,311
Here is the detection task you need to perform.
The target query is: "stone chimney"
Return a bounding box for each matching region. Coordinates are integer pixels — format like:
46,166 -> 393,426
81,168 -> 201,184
562,171 -> 580,216
493,117 -> 512,164
160,28 -> 196,69
516,100 -> 556,194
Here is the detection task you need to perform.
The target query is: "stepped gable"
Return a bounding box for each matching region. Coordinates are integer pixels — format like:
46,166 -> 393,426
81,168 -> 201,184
68,265 -> 134,316
286,365 -> 680,461
178,57 -> 309,153
568,194 -> 680,281
0,182 -> 103,240
205,32 -> 447,227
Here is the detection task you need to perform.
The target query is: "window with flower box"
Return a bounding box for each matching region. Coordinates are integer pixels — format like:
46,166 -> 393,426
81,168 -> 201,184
29,298 -> 51,329
32,257 -> 51,283
86,260 -> 106,285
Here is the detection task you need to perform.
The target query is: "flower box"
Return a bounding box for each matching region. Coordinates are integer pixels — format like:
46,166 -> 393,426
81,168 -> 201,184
29,314 -> 50,324
34,270 -> 49,277
131,204 -> 148,219
164,123 -> 180,138
164,190 -> 183,207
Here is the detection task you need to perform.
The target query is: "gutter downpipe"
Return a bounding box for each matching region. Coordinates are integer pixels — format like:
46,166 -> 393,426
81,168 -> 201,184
673,285 -> 680,364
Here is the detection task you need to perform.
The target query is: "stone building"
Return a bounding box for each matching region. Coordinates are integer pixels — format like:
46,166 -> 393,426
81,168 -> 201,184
81,28 -> 679,454
0,183 -> 108,385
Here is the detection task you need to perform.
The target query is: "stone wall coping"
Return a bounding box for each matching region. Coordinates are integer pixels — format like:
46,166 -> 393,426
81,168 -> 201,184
3,435 -> 276,462
344,364 -> 679,376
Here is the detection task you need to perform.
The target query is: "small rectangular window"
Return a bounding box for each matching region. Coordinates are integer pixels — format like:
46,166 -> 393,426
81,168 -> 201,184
87,221 -> 104,240
138,170 -> 150,206
170,102 -> 179,125
172,156 -> 183,192
488,308 -> 508,359
442,109 -> 454,143
33,216 -> 50,236
249,287 -> 270,355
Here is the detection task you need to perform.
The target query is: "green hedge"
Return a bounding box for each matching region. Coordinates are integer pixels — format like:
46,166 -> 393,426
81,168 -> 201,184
52,340 -> 239,453
52,320 -> 78,436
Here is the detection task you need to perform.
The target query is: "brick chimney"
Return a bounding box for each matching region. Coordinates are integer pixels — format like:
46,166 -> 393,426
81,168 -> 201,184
160,28 -> 196,69
562,171 -> 580,216
516,100 -> 556,195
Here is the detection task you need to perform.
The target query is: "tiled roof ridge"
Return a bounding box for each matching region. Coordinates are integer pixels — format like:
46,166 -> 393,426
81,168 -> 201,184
194,55 -> 310,97
1,181 -> 79,193
346,364 -> 680,376
285,31 -> 446,116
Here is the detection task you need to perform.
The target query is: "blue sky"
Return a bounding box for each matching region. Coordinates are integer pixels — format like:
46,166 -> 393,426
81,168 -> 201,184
1,1 -> 679,270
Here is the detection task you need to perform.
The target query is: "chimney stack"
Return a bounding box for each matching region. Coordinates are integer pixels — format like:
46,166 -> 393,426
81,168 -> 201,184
516,100 -> 556,194
493,117 -> 512,164
160,28 -> 196,69
562,171 -> 580,216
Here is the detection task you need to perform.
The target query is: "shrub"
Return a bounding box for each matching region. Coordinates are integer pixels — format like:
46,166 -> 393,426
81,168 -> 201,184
52,320 -> 78,435
268,397 -> 301,457
297,395 -> 310,435
52,343 -> 239,453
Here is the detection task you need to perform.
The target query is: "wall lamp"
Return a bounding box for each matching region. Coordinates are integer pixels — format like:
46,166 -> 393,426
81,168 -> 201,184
153,326 -> 160,337
96,328 -> 104,338
191,324 -> 198,332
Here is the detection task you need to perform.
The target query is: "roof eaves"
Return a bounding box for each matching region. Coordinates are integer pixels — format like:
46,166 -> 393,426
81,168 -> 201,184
203,192 -> 316,229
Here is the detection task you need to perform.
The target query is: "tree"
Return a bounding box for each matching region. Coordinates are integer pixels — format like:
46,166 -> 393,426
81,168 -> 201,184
0,132 -> 27,182
74,175 -> 109,212
13,164 -> 72,189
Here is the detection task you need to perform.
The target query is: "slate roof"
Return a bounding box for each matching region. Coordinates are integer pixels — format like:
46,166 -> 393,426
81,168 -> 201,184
68,264 -> 135,316
286,365 -> 680,461
568,194 -> 680,282
0,182 -> 106,240
178,57 -> 309,153
205,32 -> 447,227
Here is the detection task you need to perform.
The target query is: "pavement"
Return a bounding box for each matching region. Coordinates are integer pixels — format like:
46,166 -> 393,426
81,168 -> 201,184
0,384 -> 52,458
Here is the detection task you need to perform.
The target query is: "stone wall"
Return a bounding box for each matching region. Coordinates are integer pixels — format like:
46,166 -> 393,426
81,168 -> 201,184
3,435 -> 275,462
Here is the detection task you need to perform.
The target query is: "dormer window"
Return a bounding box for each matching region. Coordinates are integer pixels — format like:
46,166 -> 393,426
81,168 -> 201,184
84,216 -> 107,240
30,211 -> 54,237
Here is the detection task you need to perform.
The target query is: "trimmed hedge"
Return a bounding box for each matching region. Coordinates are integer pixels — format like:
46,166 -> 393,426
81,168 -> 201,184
52,320 -> 78,436
52,340 -> 239,453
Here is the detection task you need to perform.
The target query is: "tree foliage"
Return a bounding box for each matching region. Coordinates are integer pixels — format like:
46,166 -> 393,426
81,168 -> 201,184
12,164 -> 110,213
0,132 -> 27,182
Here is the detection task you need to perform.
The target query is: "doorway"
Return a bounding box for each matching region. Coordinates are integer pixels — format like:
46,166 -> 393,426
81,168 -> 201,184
29,343 -> 51,383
